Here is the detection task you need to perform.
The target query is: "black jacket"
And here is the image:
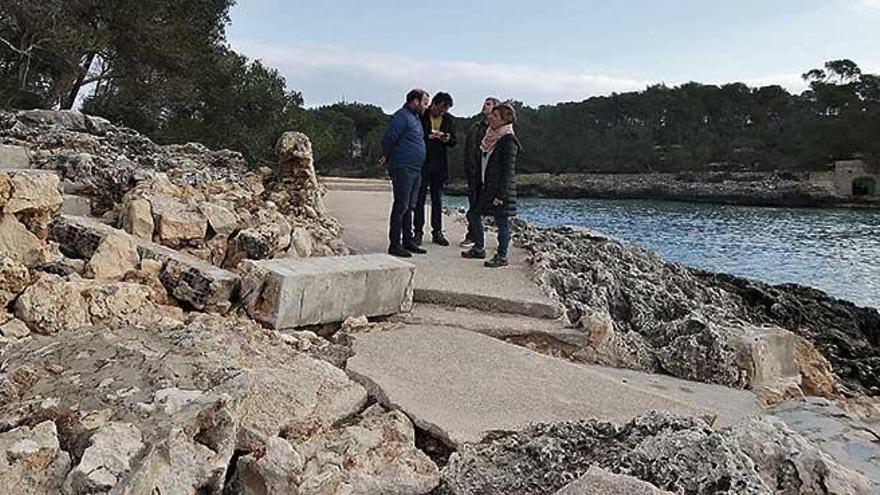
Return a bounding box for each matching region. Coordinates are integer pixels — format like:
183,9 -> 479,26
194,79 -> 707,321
463,119 -> 488,193
477,134 -> 520,217
421,112 -> 457,182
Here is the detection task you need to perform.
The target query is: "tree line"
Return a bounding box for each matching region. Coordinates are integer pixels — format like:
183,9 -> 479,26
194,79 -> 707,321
2,2 -> 877,175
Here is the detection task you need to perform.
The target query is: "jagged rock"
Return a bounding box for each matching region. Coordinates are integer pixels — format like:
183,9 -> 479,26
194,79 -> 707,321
63,422 -> 145,494
234,436 -> 303,494
518,225 -> 880,395
121,197 -> 154,239
293,409 -> 440,495
0,421 -> 71,494
0,213 -> 51,265
223,208 -> 292,267
200,202 -> 239,236
0,171 -> 12,207
554,467 -> 673,495
151,196 -> 207,247
4,171 -> 63,217
0,143 -> 31,169
288,226 -> 314,258
85,231 -> 140,280
0,317 -> 30,338
14,273 -> 90,334
0,255 -> 30,306
220,362 -> 367,447
725,416 -> 873,494
81,281 -> 183,328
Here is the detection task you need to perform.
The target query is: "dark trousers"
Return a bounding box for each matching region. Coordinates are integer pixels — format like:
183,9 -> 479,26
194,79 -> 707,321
414,169 -> 444,237
467,207 -> 511,259
465,187 -> 477,240
388,167 -> 422,249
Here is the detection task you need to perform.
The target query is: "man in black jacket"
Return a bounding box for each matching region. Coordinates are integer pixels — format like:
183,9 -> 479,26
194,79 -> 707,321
461,96 -> 500,247
414,92 -> 456,246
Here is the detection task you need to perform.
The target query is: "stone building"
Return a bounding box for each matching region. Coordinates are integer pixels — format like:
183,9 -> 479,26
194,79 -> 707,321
832,160 -> 878,197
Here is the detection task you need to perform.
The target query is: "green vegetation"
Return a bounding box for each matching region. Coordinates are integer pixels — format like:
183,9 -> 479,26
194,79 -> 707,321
1,2 -> 877,174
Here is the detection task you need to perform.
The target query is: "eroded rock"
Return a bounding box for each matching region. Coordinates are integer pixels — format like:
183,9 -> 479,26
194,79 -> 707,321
0,421 -> 71,495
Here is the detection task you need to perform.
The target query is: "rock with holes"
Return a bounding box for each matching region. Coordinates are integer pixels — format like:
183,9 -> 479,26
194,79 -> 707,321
295,409 -> 441,495
554,467 -> 674,495
0,421 -> 71,495
0,255 -> 30,306
14,273 -> 90,334
64,422 -> 145,494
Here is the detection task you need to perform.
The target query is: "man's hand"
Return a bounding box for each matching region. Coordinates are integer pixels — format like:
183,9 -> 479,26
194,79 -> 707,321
377,155 -> 387,168
439,133 -> 451,144
492,198 -> 503,206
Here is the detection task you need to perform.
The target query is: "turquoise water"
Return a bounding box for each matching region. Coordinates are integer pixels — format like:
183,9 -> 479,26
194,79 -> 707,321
446,196 -> 880,308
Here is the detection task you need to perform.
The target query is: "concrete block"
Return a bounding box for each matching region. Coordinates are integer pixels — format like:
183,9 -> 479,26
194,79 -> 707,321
242,255 -> 415,328
0,145 -> 31,169
50,215 -> 239,312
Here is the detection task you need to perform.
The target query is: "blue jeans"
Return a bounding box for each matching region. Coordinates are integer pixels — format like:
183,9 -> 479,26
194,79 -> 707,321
467,209 -> 511,259
388,167 -> 422,249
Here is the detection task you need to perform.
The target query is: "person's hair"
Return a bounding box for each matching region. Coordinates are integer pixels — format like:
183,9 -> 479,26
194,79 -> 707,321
406,89 -> 428,104
485,97 -> 501,106
493,103 -> 517,124
432,92 -> 453,108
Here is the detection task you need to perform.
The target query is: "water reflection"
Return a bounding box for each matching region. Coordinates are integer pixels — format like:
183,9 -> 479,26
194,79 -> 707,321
448,197 -> 880,308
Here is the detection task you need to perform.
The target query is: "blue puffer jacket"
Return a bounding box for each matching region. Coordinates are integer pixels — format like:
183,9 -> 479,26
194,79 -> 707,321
381,105 -> 426,172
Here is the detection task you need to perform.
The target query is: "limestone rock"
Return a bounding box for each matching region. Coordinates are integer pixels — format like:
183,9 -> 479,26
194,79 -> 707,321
14,273 -> 90,334
0,143 -> 31,169
220,361 -> 367,447
64,422 -> 145,494
554,467 -> 674,495
121,198 -> 154,239
151,196 -> 206,247
0,171 -> 12,207
0,421 -> 71,495
0,255 -> 30,306
223,208 -> 292,267
4,170 -> 63,218
85,231 -> 140,280
234,436 -> 303,495
288,226 -> 314,258
200,202 -> 239,236
0,213 -> 51,265
0,317 -> 31,338
725,416 -> 874,495
82,282 -> 183,328
295,409 -> 440,495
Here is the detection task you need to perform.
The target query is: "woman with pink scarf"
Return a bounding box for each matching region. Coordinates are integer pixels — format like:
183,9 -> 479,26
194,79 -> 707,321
461,103 -> 521,267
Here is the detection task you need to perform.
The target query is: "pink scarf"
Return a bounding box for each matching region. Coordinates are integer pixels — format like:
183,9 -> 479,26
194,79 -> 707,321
480,123 -> 515,154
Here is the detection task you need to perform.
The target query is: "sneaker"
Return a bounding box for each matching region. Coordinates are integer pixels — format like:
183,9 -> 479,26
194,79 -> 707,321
432,233 -> 450,246
461,248 -> 486,259
388,246 -> 412,258
403,244 -> 427,254
459,237 -> 475,248
484,256 -> 508,268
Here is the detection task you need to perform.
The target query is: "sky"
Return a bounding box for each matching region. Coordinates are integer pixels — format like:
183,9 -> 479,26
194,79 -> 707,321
228,0 -> 880,113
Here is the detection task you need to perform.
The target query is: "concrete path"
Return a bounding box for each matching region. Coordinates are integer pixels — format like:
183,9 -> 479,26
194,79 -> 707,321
347,325 -> 759,447
324,178 -> 560,318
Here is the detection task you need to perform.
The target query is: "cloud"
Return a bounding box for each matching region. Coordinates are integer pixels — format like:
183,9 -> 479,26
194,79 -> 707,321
233,40 -> 652,112
232,40 -> 812,113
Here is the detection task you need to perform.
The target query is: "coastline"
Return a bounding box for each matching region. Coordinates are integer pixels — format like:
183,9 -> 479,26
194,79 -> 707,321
445,171 -> 880,208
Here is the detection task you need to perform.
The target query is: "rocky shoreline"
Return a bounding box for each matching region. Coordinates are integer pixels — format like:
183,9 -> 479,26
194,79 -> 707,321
447,171 -> 880,208
1,110 -> 878,494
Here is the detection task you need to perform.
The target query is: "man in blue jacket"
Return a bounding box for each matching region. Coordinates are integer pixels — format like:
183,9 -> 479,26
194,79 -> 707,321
380,89 -> 430,258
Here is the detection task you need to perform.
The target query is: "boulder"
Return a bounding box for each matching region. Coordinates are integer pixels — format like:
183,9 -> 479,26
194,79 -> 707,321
233,436 -> 302,495
85,231 -> 140,280
0,421 -> 71,495
151,197 -> 207,247
0,213 -> 51,265
64,422 -> 145,494
14,273 -> 90,334
554,467 -> 674,495
288,227 -> 314,258
122,198 -> 154,240
223,208 -> 292,268
295,409 -> 440,495
4,171 -> 63,238
0,317 -> 31,338
0,255 -> 30,306
200,202 -> 239,236
81,282 -> 184,328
